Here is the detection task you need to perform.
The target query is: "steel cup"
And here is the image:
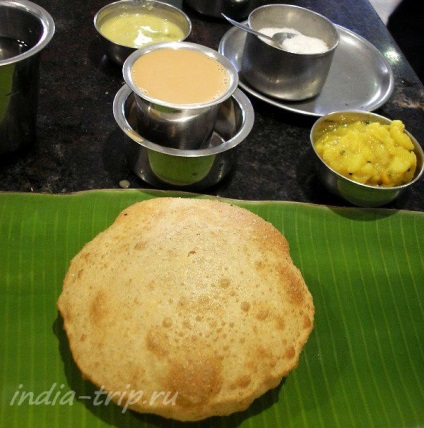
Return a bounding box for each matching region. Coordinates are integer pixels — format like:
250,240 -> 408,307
241,4 -> 339,101
123,42 -> 239,150
94,0 -> 192,65
0,0 -> 55,156
113,84 -> 254,190
184,0 -> 260,19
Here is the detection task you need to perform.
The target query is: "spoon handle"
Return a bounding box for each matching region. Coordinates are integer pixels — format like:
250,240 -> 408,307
221,13 -> 279,47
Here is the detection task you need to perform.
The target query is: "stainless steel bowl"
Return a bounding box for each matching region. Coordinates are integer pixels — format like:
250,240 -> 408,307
94,0 -> 191,65
241,4 -> 339,101
0,0 -> 55,155
183,0 -> 260,19
113,84 -> 254,190
123,41 -> 239,150
310,111 -> 424,207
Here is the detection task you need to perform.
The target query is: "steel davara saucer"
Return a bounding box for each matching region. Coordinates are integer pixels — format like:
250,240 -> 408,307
219,24 -> 394,117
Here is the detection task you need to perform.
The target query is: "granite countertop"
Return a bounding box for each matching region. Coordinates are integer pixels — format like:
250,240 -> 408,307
1,0 -> 423,211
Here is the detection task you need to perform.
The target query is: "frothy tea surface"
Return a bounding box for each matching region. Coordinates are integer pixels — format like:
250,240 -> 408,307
131,48 -> 230,105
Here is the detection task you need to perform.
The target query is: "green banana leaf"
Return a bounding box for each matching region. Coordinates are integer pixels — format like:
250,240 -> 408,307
0,189 -> 423,427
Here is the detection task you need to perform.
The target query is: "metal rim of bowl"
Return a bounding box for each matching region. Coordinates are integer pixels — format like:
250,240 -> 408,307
113,84 -> 254,158
248,3 -> 340,56
122,41 -> 240,110
0,0 -> 55,66
93,0 -> 192,48
310,110 -> 424,191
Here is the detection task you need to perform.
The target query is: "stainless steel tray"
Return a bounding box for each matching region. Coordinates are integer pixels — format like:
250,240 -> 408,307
219,24 -> 394,116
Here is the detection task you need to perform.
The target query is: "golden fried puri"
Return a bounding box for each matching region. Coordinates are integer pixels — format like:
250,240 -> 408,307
57,198 -> 314,421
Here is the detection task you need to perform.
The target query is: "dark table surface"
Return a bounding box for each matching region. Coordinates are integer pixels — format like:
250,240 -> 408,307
1,0 -> 423,211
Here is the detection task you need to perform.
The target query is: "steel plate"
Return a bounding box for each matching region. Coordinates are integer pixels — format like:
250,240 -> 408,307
219,24 -> 394,116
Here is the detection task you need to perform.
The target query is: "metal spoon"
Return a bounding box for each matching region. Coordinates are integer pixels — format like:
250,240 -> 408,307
221,14 -> 296,48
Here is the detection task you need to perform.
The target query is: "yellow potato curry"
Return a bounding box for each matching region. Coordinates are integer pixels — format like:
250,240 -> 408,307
315,120 -> 417,187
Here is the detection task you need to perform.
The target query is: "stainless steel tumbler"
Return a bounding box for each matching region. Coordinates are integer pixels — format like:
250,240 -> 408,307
0,0 -> 55,155
241,4 -> 339,101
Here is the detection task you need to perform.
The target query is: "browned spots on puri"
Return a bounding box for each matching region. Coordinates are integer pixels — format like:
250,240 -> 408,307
89,290 -> 109,326
80,251 -> 91,262
195,295 -> 217,314
278,265 -> 304,306
230,374 -> 251,390
255,260 -> 266,273
256,346 -> 274,363
129,366 -> 146,386
167,355 -> 223,407
134,241 -> 146,250
145,329 -> 169,358
237,375 -> 251,388
208,319 -> 218,329
77,269 -> 84,279
80,333 -> 87,342
177,297 -> 187,309
219,278 -> 230,289
246,360 -> 258,375
198,295 -> 211,307
255,306 -> 269,321
303,315 -> 312,329
275,315 -> 285,331
191,334 -> 200,342
285,346 -> 295,360
256,346 -> 278,369
241,301 -> 250,312
187,250 -> 196,256
167,249 -> 177,258
162,317 -> 173,328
